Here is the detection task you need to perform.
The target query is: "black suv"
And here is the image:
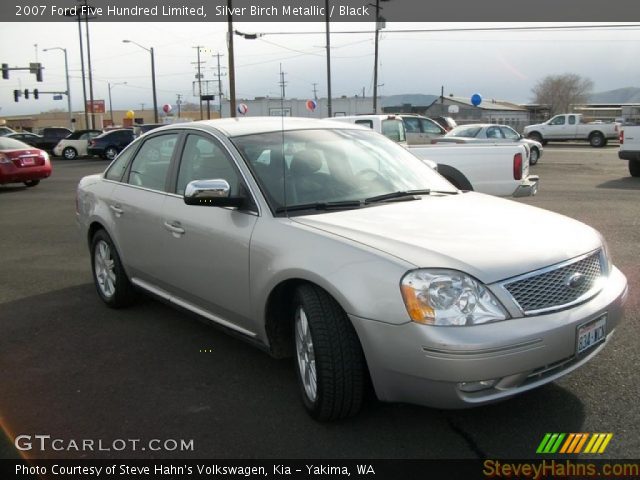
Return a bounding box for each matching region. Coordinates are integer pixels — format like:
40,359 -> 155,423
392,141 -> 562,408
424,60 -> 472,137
88,129 -> 134,160
33,127 -> 73,151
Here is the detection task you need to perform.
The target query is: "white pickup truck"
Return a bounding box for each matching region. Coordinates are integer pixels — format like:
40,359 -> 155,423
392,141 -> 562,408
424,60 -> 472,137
618,125 -> 640,177
524,114 -> 620,148
332,114 -> 539,197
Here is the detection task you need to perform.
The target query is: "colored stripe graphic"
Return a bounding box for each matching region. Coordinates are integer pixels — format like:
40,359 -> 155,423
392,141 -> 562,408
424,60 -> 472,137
537,433 -> 613,454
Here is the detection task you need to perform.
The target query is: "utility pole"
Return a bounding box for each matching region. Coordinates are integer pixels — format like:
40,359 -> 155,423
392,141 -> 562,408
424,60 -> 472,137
75,13 -> 88,129
372,0 -> 381,114
213,52 -> 226,117
279,67 -> 287,101
325,0 -> 332,117
176,94 -> 182,118
140,103 -> 145,111
192,46 -> 205,120
80,0 -> 95,129
312,83 -> 318,100
227,0 -> 236,118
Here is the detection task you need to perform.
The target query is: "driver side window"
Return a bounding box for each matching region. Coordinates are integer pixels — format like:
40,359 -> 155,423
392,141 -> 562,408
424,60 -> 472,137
127,133 -> 178,191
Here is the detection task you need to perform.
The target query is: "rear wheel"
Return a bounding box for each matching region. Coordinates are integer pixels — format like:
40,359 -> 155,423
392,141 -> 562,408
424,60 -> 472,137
293,284 -> 366,421
63,147 -> 78,160
91,230 -> 136,308
630,159 -> 640,177
24,180 -> 40,187
529,147 -> 540,165
104,146 -> 119,161
589,132 -> 605,148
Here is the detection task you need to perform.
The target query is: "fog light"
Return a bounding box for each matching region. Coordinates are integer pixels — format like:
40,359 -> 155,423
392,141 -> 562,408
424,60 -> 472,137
458,379 -> 498,393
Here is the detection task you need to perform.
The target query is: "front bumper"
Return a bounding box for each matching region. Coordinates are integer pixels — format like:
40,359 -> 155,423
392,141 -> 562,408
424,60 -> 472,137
350,266 -> 627,409
512,175 -> 540,197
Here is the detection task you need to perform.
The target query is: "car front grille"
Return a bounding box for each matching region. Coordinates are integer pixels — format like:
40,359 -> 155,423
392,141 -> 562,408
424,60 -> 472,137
503,250 -> 604,315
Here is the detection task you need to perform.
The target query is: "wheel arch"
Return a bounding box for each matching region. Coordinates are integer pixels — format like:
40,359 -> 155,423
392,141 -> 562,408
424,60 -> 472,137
437,164 -> 474,191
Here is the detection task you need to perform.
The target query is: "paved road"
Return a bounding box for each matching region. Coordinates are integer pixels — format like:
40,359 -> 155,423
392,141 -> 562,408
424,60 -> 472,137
1,147 -> 638,460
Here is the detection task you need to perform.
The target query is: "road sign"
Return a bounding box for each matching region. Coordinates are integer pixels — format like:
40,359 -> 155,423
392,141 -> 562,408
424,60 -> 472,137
86,100 -> 105,113
53,95 -> 63,100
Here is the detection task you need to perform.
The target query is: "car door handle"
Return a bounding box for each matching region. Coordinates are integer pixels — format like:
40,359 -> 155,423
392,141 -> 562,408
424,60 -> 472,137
164,221 -> 185,236
109,204 -> 124,216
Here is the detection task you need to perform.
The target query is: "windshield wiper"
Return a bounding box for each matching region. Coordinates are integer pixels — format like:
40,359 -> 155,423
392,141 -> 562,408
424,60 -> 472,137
275,200 -> 364,213
365,189 -> 433,204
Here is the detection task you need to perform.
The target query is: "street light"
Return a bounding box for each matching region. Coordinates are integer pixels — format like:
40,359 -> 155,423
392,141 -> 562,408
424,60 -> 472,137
122,39 -> 158,123
43,47 -> 73,130
108,82 -> 127,125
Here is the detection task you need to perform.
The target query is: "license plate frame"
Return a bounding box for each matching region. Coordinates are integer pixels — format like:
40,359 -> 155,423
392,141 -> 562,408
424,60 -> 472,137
21,157 -> 35,166
576,314 -> 607,355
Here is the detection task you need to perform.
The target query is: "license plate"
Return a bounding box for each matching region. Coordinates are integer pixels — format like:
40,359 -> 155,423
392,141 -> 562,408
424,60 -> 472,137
576,315 -> 607,355
21,158 -> 35,166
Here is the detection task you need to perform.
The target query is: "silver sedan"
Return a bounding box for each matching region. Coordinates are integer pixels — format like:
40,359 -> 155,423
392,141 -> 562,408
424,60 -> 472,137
77,118 -> 626,420
438,123 -> 544,165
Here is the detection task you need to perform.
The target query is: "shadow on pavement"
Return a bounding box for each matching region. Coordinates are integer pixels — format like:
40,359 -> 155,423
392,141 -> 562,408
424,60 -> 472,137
0,284 -> 585,460
596,177 -> 640,190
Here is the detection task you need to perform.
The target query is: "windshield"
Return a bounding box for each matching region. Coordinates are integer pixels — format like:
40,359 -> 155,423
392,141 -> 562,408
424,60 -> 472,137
232,128 -> 455,213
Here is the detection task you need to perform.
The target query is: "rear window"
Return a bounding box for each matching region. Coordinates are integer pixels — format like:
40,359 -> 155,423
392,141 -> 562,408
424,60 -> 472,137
448,126 -> 481,138
381,119 -> 406,142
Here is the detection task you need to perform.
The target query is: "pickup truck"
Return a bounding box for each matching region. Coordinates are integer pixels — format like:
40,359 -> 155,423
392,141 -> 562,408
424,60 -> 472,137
618,125 -> 640,177
33,127 -> 73,152
524,114 -> 620,148
332,114 -> 539,197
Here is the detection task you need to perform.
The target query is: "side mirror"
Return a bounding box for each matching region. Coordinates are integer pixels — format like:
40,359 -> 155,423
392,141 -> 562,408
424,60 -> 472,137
184,179 -> 245,207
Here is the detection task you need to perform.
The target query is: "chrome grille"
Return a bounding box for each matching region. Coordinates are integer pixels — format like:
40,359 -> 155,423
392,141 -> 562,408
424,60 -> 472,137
504,251 -> 603,314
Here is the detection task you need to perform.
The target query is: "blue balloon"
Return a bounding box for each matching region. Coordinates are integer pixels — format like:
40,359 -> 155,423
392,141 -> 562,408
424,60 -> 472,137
471,93 -> 482,107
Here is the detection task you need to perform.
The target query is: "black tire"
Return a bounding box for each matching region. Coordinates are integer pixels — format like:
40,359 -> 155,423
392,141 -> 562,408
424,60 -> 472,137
630,159 -> 640,177
589,132 -> 605,148
292,284 -> 366,421
90,229 -> 136,308
104,146 -> 119,161
63,147 -> 78,160
24,179 -> 40,187
528,132 -> 543,144
529,147 -> 539,165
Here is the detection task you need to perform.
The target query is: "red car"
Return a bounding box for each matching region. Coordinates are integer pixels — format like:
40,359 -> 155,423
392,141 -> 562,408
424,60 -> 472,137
0,137 -> 52,187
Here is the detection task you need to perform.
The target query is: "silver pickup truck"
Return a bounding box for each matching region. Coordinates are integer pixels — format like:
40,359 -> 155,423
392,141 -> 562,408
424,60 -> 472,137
619,125 -> 640,177
525,114 -> 620,148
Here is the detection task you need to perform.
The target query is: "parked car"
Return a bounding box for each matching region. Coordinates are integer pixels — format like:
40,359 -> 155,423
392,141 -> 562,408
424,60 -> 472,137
6,132 -> 43,147
618,125 -> 640,177
77,117 -> 627,420
0,136 -> 52,187
435,124 -> 543,165
32,127 -> 73,152
53,129 -> 102,160
432,116 -> 458,132
133,123 -> 165,138
87,129 -> 134,160
392,114 -> 446,145
524,114 -> 620,148
0,127 -> 17,137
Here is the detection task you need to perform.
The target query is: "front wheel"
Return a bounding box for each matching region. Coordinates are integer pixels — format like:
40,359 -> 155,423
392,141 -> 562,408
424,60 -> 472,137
630,159 -> 640,177
104,147 -> 119,161
63,147 -> 78,160
91,230 -> 136,308
528,132 -> 543,144
293,284 -> 366,421
529,147 -> 539,165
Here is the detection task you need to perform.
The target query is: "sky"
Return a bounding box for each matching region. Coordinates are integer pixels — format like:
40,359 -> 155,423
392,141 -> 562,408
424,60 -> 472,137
0,22 -> 639,117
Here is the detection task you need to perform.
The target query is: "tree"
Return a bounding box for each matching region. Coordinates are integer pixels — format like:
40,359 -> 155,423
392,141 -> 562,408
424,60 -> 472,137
531,74 -> 594,116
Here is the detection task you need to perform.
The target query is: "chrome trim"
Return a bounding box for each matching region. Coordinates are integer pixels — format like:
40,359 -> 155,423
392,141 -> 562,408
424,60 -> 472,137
422,338 -> 543,358
498,248 -> 604,316
131,277 -> 256,338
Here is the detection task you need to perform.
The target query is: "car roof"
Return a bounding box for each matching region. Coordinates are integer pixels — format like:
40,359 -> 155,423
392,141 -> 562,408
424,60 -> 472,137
148,117 -> 368,137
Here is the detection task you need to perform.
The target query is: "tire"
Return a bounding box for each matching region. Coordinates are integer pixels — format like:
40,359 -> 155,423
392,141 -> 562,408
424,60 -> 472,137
630,159 -> 640,177
104,147 -> 119,161
292,284 -> 366,421
90,229 -> 136,308
529,147 -> 539,165
24,179 -> 40,187
63,147 -> 78,160
528,132 -> 543,144
589,132 -> 605,148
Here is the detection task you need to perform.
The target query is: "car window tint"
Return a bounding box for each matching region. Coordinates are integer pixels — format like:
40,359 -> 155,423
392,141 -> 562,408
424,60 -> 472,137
176,134 -> 240,196
104,146 -> 135,182
403,117 -> 421,133
354,120 -> 373,129
381,119 -> 406,142
449,127 -> 481,138
420,118 -> 443,134
500,127 -> 520,140
486,126 -> 504,139
568,115 -> 576,125
127,133 -> 178,191
550,116 -> 565,125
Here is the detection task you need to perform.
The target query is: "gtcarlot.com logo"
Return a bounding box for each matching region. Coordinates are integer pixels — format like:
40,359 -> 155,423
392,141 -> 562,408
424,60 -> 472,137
536,433 -> 613,454
14,434 -> 195,452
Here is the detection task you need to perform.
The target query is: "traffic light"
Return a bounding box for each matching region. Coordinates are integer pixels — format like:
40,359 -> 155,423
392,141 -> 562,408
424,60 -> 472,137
13,89 -> 19,102
35,63 -> 43,82
1,63 -> 8,80
24,89 -> 29,99
33,89 -> 39,99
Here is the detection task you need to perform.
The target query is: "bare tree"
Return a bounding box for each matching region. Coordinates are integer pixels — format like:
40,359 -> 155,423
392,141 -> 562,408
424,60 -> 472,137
531,74 -> 594,116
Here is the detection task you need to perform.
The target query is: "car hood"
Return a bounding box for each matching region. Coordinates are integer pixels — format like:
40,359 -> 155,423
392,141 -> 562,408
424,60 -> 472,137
291,192 -> 602,284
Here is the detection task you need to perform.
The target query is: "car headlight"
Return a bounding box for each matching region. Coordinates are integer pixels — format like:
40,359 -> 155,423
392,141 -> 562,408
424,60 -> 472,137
400,269 -> 508,326
600,237 -> 613,276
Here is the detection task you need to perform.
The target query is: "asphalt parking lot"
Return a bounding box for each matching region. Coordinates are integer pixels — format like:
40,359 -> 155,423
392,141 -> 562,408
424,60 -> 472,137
1,144 -> 638,460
